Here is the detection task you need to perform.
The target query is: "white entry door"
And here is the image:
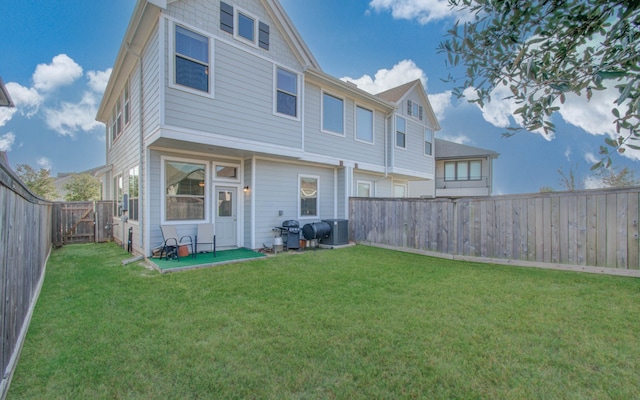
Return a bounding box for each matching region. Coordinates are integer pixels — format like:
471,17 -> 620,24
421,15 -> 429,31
215,187 -> 237,248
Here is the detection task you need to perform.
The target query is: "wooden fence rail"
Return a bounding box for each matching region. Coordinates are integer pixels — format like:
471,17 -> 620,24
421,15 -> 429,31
350,187 -> 640,271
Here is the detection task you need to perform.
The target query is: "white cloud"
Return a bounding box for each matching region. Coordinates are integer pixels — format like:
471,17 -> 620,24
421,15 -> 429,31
437,133 -> 471,144
0,108 -> 17,127
0,132 -> 16,152
87,68 -> 112,93
428,90 -> 452,121
341,59 -> 427,94
584,152 -> 599,164
558,86 -> 619,136
44,92 -> 102,136
369,0 -> 464,24
564,147 -> 572,161
33,54 -> 83,92
5,82 -> 43,117
583,175 -> 606,189
37,157 -> 52,170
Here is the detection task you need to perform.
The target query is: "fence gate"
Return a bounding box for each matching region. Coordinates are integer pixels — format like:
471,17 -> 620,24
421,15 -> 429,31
53,202 -> 96,245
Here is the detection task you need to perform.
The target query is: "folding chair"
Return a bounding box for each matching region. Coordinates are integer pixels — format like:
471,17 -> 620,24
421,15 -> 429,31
196,223 -> 216,257
160,225 -> 194,260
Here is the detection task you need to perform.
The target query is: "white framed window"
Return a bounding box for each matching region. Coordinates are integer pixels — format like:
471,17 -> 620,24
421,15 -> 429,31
299,175 -> 319,218
355,105 -> 374,143
322,92 -> 344,135
128,166 -> 139,221
124,80 -> 130,126
236,10 -> 256,44
162,157 -> 208,222
396,116 -> 406,149
357,181 -> 372,197
444,160 -> 482,181
114,174 -> 123,215
275,67 -> 298,118
214,163 -> 240,182
407,100 -> 423,121
171,24 -> 212,96
424,128 -> 433,156
394,183 -> 407,198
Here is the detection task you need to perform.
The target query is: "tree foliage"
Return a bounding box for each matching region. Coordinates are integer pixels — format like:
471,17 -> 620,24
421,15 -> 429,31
439,0 -> 640,168
15,164 -> 58,200
64,173 -> 101,201
596,166 -> 640,187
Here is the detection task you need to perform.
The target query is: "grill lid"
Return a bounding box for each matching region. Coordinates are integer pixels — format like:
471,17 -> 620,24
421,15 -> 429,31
282,220 -> 299,228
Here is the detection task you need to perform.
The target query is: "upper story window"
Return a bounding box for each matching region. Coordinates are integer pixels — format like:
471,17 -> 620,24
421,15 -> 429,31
424,128 -> 433,156
237,12 -> 255,43
114,174 -> 123,216
396,116 -> 406,148
445,160 -> 482,181
164,159 -> 207,221
109,80 -> 130,144
322,92 -> 344,135
128,166 -> 139,221
220,2 -> 270,50
276,67 -> 297,118
174,25 -> 210,93
356,106 -> 373,143
123,81 -> 130,125
407,100 -> 423,121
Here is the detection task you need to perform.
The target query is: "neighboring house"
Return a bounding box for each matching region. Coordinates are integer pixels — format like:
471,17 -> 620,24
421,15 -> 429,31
53,165 -> 110,201
96,0 -> 493,256
409,139 -> 500,198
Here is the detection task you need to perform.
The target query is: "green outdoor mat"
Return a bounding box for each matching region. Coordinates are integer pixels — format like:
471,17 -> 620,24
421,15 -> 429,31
153,248 -> 265,270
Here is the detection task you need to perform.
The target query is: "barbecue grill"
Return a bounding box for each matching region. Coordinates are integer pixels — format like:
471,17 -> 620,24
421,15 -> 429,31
274,220 -> 300,250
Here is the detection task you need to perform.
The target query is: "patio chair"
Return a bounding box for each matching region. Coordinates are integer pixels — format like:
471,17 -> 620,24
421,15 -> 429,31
160,225 -> 194,261
195,223 -> 216,257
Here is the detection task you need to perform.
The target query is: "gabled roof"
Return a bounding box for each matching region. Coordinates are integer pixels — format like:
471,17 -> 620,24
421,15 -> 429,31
435,138 -> 499,160
374,79 -> 441,131
375,80 -> 417,103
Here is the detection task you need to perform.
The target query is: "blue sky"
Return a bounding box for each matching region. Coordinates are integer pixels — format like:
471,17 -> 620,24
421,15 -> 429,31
1,0 -> 638,193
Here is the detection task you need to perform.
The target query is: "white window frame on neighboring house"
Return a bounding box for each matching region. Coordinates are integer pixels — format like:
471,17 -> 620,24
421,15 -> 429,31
394,183 -> 407,198
444,160 -> 483,181
355,105 -> 374,144
298,174 -> 319,219
322,91 -> 345,136
274,66 -> 299,120
213,162 -> 241,183
169,23 -> 214,98
424,128 -> 433,156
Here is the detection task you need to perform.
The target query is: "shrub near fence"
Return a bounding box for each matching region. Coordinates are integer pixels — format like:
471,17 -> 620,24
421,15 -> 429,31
0,156 -> 52,399
350,187 -> 640,273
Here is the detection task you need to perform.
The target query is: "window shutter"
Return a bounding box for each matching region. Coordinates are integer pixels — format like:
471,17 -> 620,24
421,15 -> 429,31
220,2 -> 234,34
407,100 -> 412,116
419,106 -> 423,120
258,22 -> 270,50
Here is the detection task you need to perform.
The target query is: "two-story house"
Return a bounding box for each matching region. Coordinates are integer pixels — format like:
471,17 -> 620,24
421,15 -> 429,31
96,0 -> 480,257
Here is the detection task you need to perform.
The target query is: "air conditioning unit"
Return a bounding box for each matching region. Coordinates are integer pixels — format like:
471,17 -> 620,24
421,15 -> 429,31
321,219 -> 349,245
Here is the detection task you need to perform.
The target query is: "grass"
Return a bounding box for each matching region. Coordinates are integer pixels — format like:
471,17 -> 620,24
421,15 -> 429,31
8,243 -> 640,399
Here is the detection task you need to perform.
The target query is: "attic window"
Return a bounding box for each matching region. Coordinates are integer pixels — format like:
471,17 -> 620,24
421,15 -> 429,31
407,100 -> 423,121
220,2 -> 269,50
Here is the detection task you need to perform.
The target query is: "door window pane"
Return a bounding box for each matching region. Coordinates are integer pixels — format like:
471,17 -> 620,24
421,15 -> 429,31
218,191 -> 233,217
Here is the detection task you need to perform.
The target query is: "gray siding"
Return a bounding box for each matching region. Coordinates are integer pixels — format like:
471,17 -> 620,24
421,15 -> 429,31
303,82 -> 387,167
393,116 -> 434,176
252,158 -> 336,248
142,24 -> 161,137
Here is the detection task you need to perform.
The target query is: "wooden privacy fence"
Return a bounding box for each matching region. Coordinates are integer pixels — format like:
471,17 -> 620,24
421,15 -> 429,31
0,156 -> 52,399
52,201 -> 114,247
350,187 -> 640,271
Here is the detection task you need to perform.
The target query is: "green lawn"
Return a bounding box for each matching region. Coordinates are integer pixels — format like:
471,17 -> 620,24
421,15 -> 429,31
9,243 -> 640,399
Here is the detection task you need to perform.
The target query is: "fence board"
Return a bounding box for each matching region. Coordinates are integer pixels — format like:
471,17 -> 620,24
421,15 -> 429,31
350,187 -> 640,271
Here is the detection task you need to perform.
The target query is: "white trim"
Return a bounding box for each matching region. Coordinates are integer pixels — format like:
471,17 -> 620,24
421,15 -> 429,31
333,168 -> 338,219
298,174 -> 320,220
250,156 -> 257,249
354,104 -> 375,145
160,155 -> 210,224
213,161 -> 241,183
144,148 -> 151,256
168,21 -> 215,99
273,65 -> 301,121
159,16 -> 166,126
234,6 -> 259,47
321,90 -> 346,136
